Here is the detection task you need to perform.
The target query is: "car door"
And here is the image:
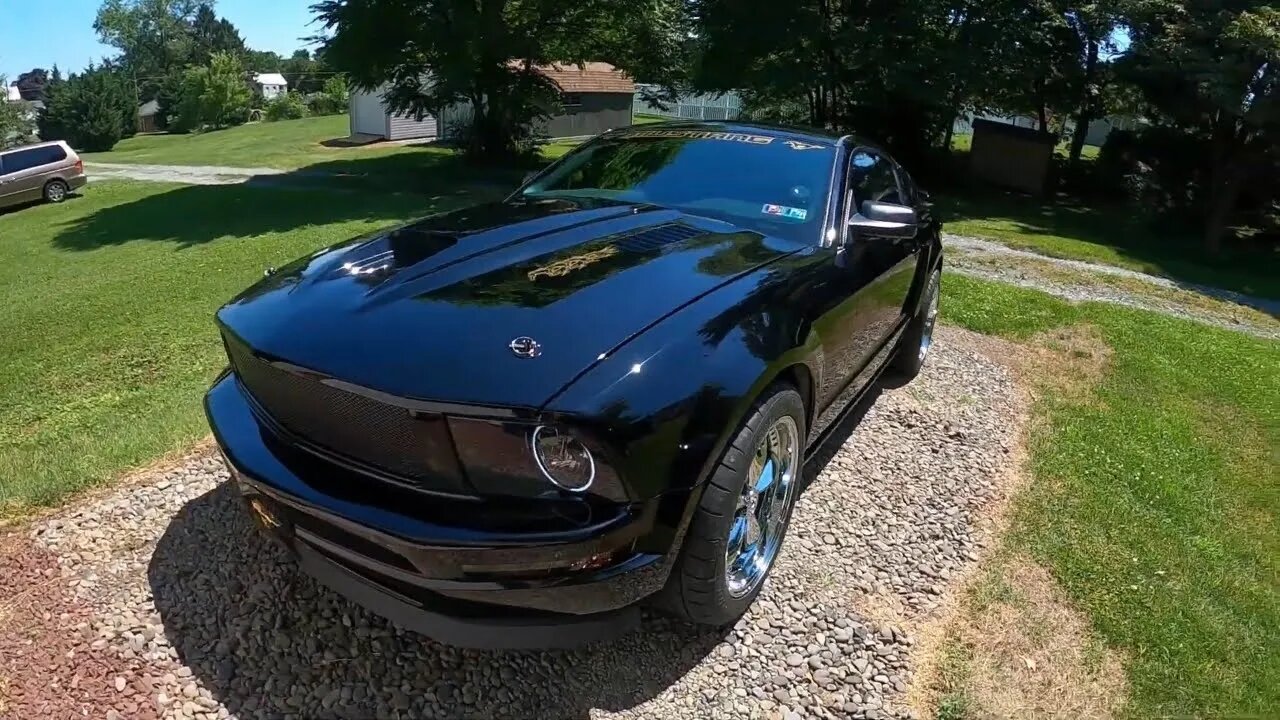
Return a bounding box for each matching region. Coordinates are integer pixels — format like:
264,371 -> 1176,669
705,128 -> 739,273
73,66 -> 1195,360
807,148 -> 923,437
845,149 -> 921,337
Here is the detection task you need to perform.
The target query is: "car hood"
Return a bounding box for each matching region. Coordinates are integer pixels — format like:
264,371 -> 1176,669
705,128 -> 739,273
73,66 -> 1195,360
217,197 -> 801,409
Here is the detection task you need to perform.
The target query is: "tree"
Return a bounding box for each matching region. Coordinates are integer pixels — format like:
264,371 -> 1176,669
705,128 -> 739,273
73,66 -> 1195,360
190,3 -> 246,64
0,76 -> 38,149
175,51 -> 252,131
94,0 -> 202,82
313,0 -> 689,161
37,65 -> 135,151
691,0 -> 1062,165
1122,2 -> 1280,252
1063,3 -> 1122,168
282,49 -> 330,94
15,69 -> 50,102
244,49 -> 285,73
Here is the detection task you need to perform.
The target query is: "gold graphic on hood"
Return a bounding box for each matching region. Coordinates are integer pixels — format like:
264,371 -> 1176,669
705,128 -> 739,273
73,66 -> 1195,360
527,245 -> 621,281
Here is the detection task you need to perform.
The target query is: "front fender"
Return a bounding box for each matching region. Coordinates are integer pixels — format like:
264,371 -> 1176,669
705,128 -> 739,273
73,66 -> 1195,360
543,254 -> 824,506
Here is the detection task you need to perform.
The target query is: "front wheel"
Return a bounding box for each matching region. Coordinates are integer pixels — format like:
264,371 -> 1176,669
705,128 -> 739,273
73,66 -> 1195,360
658,385 -> 805,626
890,267 -> 940,381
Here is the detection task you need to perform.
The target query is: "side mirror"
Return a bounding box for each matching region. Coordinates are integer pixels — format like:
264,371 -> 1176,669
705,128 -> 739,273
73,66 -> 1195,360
849,200 -> 917,239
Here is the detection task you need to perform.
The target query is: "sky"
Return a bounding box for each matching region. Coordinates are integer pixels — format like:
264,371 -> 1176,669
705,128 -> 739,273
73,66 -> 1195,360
0,0 -> 322,82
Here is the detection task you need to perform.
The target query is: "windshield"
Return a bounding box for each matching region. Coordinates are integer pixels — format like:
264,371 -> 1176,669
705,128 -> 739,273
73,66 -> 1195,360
523,129 -> 837,244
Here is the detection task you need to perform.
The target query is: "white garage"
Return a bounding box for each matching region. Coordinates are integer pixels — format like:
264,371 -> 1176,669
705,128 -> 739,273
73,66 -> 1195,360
348,85 -> 439,142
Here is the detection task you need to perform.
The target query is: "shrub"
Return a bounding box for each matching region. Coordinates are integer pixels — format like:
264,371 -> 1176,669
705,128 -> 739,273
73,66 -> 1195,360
175,52 -> 252,132
265,91 -> 308,121
36,64 -> 133,151
304,76 -> 349,116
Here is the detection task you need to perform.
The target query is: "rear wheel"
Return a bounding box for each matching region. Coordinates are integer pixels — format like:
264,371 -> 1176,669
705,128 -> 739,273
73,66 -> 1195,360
659,385 -> 805,626
890,268 -> 940,381
43,179 -> 70,204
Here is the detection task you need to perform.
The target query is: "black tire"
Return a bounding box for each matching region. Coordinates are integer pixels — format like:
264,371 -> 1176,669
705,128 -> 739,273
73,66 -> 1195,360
43,179 -> 70,204
657,385 -> 806,626
890,267 -> 940,381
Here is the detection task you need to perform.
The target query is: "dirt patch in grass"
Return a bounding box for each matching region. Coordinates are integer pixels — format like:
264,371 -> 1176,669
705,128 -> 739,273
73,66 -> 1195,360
905,325 -> 1128,719
937,555 -> 1128,719
1023,324 -> 1112,406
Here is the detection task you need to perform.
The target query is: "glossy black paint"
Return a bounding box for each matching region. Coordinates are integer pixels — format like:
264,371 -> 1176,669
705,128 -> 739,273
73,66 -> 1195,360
205,122 -> 943,640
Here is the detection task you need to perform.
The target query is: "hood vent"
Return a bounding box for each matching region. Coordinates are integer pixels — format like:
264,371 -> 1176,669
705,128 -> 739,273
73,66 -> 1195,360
613,223 -> 704,254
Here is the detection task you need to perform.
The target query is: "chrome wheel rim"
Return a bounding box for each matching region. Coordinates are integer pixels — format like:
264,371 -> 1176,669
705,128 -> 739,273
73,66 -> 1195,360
47,184 -> 65,202
725,415 -> 800,598
918,273 -> 940,361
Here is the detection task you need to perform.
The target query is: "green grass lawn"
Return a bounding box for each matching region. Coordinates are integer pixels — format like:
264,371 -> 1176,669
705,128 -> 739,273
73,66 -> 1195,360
0,180 -> 494,515
85,113 -> 651,170
943,273 -> 1280,718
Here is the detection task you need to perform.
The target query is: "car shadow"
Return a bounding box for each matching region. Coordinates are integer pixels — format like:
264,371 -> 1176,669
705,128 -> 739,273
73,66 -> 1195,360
147,483 -> 725,720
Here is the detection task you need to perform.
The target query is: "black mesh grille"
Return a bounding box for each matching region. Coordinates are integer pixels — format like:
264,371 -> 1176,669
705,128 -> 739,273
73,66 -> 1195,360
224,334 -> 464,490
613,223 -> 703,254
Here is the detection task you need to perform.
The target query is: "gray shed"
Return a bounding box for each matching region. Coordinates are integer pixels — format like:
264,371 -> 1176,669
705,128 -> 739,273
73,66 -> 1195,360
348,62 -> 635,143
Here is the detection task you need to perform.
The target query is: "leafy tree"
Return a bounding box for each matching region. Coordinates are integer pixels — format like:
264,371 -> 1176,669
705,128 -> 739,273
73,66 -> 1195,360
94,0 -> 202,84
37,65 -> 135,151
175,51 -> 252,131
14,69 -> 50,102
244,49 -> 285,73
1122,1 -> 1280,251
1062,3 -> 1123,168
313,0 -> 689,161
265,91 -> 309,121
282,49 -> 331,94
0,76 -> 38,149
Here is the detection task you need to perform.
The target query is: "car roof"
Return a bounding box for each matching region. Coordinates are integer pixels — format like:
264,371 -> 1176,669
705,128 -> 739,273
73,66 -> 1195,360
615,120 -> 873,148
0,140 -> 71,154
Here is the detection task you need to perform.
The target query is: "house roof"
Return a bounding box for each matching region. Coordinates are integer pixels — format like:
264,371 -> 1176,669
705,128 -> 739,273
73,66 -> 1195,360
517,62 -> 635,94
253,73 -> 288,86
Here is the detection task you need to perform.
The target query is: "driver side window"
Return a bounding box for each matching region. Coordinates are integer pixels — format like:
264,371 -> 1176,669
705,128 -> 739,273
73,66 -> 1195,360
850,150 -> 902,207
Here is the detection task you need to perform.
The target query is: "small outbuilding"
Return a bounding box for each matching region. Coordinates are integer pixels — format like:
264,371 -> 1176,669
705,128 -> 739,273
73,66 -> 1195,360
968,119 -> 1058,195
253,73 -> 288,101
138,100 -> 161,133
348,62 -> 636,143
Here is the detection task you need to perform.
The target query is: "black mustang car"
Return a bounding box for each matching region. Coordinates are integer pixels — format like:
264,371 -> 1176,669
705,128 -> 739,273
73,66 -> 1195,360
205,122 -> 942,648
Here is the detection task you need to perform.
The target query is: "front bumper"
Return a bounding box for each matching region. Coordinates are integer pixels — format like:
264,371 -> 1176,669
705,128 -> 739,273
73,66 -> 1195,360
205,373 -> 685,649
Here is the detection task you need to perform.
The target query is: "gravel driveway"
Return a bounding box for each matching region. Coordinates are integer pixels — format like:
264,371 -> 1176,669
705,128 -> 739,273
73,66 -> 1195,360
86,162 -> 287,186
10,328 -> 1024,720
945,234 -> 1280,340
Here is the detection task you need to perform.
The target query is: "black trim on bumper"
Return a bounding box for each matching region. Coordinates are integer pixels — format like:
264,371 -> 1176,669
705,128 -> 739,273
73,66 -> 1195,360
296,541 -> 640,650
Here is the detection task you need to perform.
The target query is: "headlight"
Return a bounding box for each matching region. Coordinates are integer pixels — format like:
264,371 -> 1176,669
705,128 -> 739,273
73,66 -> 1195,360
530,425 -> 595,492
447,418 -> 626,500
